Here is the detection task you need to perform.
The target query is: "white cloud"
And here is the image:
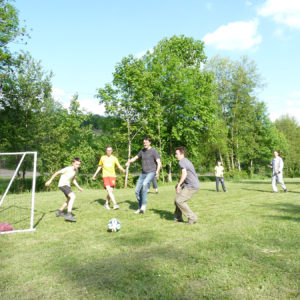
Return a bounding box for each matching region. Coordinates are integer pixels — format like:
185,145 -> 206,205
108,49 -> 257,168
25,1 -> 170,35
135,48 -> 153,59
258,0 -> 300,29
52,88 -> 105,115
270,108 -> 300,123
80,98 -> 105,115
203,19 -> 262,50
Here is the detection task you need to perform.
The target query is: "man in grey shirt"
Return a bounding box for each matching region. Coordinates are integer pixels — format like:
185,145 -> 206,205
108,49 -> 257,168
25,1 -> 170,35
174,147 -> 200,224
126,137 -> 161,214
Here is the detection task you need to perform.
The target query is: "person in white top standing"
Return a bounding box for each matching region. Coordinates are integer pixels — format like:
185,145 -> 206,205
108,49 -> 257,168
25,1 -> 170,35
45,157 -> 83,222
268,151 -> 287,193
214,161 -> 227,192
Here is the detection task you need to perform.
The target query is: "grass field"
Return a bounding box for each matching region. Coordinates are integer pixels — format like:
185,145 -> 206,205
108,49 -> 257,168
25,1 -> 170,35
1,179 -> 300,299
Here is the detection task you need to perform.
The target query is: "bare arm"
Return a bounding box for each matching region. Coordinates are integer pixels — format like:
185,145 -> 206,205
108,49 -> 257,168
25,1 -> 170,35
125,155 -> 139,167
155,158 -> 161,178
92,166 -> 102,180
72,178 -> 83,192
45,170 -> 63,186
176,168 -> 187,193
116,161 -> 126,174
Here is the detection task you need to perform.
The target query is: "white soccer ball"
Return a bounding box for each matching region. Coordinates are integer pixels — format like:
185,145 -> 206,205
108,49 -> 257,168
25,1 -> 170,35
107,218 -> 121,232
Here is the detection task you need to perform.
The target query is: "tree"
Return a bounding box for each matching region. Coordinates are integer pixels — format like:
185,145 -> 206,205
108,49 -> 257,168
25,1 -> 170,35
96,55 -> 152,187
143,35 -> 216,181
275,115 -> 300,176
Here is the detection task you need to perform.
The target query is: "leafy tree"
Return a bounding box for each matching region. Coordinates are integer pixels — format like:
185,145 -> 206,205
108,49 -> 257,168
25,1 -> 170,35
275,115 -> 300,176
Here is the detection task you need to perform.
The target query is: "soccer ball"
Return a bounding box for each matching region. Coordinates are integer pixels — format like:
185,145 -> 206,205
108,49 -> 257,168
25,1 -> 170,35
107,218 -> 121,232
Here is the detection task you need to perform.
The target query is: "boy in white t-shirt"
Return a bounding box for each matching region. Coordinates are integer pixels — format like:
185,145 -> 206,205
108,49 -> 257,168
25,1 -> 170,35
45,157 -> 83,222
214,161 -> 227,192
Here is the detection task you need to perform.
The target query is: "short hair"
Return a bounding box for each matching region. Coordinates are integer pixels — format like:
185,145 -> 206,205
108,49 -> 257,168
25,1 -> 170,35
72,157 -> 82,163
106,145 -> 113,150
143,137 -> 151,143
175,147 -> 187,157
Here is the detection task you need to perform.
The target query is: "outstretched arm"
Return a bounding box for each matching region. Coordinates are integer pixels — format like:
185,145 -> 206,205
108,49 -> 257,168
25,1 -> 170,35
116,162 -> 126,174
155,158 -> 161,178
125,155 -> 139,167
92,166 -> 102,180
45,170 -> 62,186
73,178 -> 83,192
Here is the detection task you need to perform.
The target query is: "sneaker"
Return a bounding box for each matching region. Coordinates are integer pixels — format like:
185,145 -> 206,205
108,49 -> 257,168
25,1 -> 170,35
174,218 -> 184,223
104,203 -> 110,210
65,213 -> 76,222
113,204 -> 119,210
284,189 -> 287,193
56,210 -> 64,217
134,209 -> 140,214
186,218 -> 198,225
139,210 -> 145,214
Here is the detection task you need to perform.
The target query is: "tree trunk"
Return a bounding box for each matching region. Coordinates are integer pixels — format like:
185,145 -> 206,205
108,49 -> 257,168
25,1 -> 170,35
158,122 -> 165,183
168,161 -> 172,182
218,148 -> 223,165
124,119 -> 131,188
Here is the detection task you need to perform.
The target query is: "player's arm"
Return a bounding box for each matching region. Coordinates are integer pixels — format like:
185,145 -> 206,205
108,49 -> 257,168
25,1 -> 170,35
155,158 -> 161,178
116,161 -> 126,174
72,178 -> 83,192
92,166 -> 102,180
176,168 -> 187,193
45,170 -> 63,186
125,155 -> 139,167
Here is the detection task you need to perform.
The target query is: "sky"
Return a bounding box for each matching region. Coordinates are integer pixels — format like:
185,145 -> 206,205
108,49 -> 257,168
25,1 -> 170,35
11,0 -> 300,123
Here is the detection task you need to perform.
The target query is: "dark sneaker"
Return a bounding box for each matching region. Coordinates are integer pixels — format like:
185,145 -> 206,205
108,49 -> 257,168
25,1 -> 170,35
56,210 -> 64,217
65,214 -> 76,222
284,189 -> 287,193
186,218 -> 198,225
139,210 -> 145,214
174,218 -> 184,223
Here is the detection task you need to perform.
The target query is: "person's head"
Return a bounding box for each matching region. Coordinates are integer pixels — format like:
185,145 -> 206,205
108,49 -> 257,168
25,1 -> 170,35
217,161 -> 222,166
274,151 -> 279,158
143,137 -> 151,149
175,147 -> 186,161
72,157 -> 82,169
106,146 -> 113,156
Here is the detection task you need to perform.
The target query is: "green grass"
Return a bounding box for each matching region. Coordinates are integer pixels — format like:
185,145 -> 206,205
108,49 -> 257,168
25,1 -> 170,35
1,179 -> 300,299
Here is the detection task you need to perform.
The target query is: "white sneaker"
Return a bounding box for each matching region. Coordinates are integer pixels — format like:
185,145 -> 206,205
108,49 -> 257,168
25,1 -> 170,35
104,203 -> 110,210
134,209 -> 140,214
113,204 -> 119,210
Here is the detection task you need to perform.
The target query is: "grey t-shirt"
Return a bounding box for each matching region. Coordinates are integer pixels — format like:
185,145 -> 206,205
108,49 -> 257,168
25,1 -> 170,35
138,148 -> 160,173
179,157 -> 200,190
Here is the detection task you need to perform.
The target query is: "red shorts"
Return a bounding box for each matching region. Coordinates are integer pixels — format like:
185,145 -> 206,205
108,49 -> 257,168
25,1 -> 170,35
103,177 -> 116,188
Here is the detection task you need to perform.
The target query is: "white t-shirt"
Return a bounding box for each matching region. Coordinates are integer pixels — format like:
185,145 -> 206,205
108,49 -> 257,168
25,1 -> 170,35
58,166 -> 76,187
215,166 -> 224,177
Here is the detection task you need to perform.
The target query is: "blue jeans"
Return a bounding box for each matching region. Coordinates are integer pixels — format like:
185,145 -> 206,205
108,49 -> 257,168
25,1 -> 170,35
216,177 -> 226,192
135,172 -> 155,208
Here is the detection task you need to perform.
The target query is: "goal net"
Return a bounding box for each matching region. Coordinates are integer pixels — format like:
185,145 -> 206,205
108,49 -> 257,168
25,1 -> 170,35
0,152 -> 37,234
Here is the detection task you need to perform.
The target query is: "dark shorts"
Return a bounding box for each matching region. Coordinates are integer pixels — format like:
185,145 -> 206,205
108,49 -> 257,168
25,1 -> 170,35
59,185 -> 72,198
103,177 -> 116,188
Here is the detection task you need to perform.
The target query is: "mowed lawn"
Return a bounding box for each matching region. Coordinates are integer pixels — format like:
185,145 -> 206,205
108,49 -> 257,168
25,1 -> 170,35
1,179 -> 300,299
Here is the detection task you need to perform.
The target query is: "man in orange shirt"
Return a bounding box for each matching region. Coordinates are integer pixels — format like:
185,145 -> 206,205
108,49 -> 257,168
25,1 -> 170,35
92,146 -> 126,209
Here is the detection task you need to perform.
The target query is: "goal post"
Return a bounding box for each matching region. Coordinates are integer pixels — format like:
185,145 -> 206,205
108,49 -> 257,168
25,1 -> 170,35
0,152 -> 37,234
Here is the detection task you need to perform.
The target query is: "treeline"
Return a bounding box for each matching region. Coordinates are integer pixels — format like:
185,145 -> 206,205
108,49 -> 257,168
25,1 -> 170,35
1,0 -> 300,189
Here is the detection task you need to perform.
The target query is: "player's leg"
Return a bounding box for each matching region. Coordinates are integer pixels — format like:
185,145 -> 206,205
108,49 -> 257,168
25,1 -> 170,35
216,177 -> 220,192
64,192 -> 76,222
220,177 -> 226,192
57,186 -> 70,217
174,198 -> 184,222
106,186 -> 119,209
272,174 -> 278,192
140,172 -> 155,213
135,173 -> 146,213
175,188 -> 198,223
152,177 -> 158,194
277,173 -> 287,191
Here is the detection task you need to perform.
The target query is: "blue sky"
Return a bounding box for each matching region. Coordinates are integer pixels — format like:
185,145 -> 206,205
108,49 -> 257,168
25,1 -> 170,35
12,0 -> 300,123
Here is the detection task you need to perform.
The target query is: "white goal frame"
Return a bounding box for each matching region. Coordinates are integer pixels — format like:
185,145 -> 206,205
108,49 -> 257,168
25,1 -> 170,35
0,151 -> 37,234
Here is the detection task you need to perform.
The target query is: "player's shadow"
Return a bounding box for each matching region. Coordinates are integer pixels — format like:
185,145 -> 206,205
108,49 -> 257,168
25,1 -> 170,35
150,208 -> 173,221
241,188 -> 270,193
90,199 -> 106,206
124,200 -> 138,210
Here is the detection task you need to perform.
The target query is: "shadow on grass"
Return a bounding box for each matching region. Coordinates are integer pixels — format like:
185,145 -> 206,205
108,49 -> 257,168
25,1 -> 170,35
256,202 -> 300,222
90,198 -> 106,206
124,200 -> 138,211
150,208 -> 173,220
242,188 -> 271,193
